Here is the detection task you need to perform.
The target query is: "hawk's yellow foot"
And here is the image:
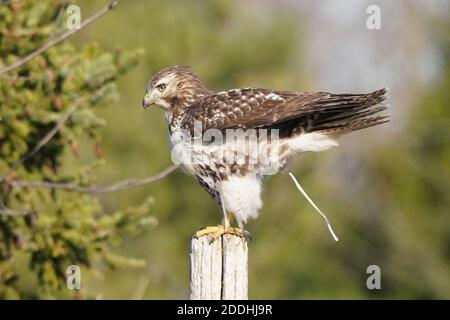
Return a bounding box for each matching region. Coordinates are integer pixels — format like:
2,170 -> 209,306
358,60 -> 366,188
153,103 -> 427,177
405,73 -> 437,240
194,225 -> 224,239
194,225 -> 251,243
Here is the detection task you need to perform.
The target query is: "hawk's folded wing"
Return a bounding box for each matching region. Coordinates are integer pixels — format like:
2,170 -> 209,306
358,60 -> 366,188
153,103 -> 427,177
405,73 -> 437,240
180,88 -> 389,136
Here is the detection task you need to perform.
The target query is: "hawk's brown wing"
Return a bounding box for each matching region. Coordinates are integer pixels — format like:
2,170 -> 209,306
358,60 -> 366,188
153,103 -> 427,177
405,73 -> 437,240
180,88 -> 389,136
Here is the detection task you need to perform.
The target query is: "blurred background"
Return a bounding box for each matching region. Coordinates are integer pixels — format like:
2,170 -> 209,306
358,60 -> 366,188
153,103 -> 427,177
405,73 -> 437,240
1,0 -> 449,299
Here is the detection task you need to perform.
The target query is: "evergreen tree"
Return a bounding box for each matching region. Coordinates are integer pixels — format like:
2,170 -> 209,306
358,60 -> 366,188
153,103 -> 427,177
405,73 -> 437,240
0,0 -> 149,299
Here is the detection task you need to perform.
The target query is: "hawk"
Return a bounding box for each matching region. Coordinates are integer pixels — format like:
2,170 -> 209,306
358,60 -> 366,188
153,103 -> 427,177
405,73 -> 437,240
142,65 -> 389,240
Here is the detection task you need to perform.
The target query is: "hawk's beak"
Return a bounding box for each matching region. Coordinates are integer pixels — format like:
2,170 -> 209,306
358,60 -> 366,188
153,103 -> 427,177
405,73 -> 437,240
142,92 -> 153,109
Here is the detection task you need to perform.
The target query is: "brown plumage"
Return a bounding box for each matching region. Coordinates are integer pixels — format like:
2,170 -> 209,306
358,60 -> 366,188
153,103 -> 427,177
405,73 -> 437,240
180,87 -> 389,137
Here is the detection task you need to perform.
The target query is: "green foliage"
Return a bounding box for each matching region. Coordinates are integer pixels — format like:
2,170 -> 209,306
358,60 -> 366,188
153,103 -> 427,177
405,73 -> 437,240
0,0 -> 149,299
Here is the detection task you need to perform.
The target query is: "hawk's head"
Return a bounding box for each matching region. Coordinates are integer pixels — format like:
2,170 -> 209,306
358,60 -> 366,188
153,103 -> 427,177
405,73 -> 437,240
142,65 -> 210,111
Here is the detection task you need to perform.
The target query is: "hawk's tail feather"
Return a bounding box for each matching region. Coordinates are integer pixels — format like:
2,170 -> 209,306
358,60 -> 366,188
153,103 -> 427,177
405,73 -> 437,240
314,115 -> 391,134
313,105 -> 388,127
305,88 -> 390,134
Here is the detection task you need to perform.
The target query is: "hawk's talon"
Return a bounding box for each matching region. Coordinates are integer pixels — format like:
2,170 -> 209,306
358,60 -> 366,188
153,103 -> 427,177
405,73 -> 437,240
225,227 -> 252,242
194,225 -> 223,239
240,229 -> 252,242
194,225 -> 251,243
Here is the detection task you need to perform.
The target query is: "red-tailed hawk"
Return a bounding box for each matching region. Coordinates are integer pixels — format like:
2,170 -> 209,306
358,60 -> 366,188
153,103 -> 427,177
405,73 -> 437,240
142,65 -> 389,240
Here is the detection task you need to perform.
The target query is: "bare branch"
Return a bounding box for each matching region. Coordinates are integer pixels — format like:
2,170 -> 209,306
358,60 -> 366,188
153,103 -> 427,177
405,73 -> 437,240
0,0 -> 120,75
0,208 -> 35,217
3,164 -> 178,194
0,74 -> 31,81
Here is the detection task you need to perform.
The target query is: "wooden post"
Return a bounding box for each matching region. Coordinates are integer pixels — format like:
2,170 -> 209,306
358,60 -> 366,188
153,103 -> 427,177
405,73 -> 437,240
189,234 -> 248,300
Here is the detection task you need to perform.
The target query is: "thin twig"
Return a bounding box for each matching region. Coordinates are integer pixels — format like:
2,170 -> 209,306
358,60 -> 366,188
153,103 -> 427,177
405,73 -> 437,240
0,208 -> 35,217
288,172 -> 339,242
131,275 -> 151,300
0,0 -> 120,75
0,74 -> 31,81
3,164 -> 178,194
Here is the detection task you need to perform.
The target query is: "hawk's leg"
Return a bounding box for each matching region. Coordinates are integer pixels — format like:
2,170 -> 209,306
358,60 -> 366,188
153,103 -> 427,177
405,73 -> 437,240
193,195 -> 251,242
219,195 -> 251,241
222,206 -> 232,229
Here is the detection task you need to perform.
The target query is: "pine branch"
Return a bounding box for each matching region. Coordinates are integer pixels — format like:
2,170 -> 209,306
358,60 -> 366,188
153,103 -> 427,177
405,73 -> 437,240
9,104 -> 78,172
0,95 -> 90,181
3,164 -> 178,194
0,0 -> 120,75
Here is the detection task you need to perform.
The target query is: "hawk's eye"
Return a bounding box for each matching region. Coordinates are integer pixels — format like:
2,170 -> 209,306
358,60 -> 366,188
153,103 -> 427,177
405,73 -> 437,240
156,84 -> 166,92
